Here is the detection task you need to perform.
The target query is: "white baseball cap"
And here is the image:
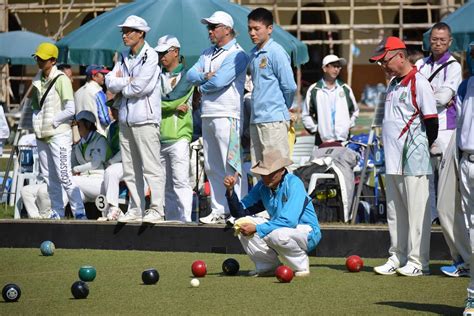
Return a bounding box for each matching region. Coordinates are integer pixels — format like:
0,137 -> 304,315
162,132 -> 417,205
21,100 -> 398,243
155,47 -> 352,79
154,35 -> 181,52
201,11 -> 234,28
322,54 -> 347,68
117,15 -> 151,33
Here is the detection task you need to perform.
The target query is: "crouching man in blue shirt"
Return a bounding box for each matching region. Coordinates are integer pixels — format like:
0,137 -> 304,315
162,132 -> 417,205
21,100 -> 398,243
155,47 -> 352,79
224,149 -> 321,277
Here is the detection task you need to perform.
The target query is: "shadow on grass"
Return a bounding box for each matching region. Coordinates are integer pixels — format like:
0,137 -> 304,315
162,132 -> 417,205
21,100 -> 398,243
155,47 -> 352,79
310,263 -> 451,275
376,301 -> 462,314
311,263 -> 373,273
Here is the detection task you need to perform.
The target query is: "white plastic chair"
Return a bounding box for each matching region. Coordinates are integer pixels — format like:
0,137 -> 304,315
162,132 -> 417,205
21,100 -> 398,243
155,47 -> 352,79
290,135 -> 315,170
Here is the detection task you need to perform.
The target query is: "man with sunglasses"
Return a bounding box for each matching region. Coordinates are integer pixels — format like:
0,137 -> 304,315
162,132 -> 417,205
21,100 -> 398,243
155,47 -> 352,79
155,35 -> 194,223
106,15 -> 165,223
29,42 -> 86,219
302,54 -> 359,147
187,11 -> 249,224
370,37 -> 438,277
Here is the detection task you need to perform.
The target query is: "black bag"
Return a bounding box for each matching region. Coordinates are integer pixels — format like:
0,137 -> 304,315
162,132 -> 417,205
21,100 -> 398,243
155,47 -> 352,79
294,164 -> 344,222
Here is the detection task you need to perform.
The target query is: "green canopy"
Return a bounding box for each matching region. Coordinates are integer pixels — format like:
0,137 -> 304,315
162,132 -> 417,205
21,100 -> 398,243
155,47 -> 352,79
57,0 -> 309,67
423,1 -> 474,52
0,31 -> 55,65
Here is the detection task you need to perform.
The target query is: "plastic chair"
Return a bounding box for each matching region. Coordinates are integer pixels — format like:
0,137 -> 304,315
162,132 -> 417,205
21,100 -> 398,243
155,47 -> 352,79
11,145 -> 40,218
290,135 -> 315,170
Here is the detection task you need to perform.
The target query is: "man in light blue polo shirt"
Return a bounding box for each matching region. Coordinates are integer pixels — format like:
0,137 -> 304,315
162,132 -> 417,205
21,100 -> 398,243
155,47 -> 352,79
187,11 -> 249,224
247,7 -> 297,166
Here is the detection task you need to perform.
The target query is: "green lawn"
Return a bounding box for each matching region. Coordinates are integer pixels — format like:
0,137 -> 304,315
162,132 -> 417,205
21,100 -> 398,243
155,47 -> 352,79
0,248 -> 467,315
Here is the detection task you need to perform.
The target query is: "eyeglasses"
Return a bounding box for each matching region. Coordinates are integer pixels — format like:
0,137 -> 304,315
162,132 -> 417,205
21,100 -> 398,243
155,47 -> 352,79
121,28 -> 137,37
158,48 -> 176,57
34,56 -> 48,63
207,24 -> 225,31
376,52 -> 398,66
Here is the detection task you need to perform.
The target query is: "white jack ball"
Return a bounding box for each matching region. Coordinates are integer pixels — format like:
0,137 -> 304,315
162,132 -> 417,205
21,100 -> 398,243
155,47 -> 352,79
190,278 -> 200,288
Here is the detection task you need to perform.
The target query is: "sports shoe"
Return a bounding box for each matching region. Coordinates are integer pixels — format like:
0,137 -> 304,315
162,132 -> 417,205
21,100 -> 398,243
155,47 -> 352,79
374,261 -> 397,275
117,212 -> 142,223
295,270 -> 311,277
226,215 -> 236,226
441,261 -> 470,277
142,209 -> 164,224
43,209 -> 61,220
199,213 -> 226,224
106,206 -> 123,221
464,297 -> 474,316
396,263 -> 427,276
75,213 -> 88,220
96,217 -> 108,222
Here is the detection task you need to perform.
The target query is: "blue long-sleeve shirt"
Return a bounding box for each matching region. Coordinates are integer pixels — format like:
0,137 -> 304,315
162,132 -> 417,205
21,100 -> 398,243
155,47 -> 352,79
249,38 -> 297,124
226,172 -> 321,252
96,90 -> 111,127
186,39 -> 249,95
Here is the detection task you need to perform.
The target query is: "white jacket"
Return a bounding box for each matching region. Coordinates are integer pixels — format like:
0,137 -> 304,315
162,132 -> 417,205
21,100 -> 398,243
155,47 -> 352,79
72,130 -> 109,175
105,41 -> 161,126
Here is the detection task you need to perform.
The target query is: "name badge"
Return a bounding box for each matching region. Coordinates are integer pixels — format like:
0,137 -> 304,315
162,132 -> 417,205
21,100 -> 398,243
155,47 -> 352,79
259,57 -> 267,69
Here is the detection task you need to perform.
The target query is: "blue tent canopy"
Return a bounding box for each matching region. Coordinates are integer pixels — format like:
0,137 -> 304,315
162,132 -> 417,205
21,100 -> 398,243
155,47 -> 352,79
0,31 -> 55,65
57,0 -> 309,67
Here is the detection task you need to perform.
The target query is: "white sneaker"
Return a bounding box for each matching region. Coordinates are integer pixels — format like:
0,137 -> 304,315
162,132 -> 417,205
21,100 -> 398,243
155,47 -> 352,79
117,212 -> 142,223
226,216 -> 236,226
295,270 -> 311,277
97,217 -> 108,222
142,209 -> 164,224
42,209 -> 61,220
106,206 -> 123,221
396,263 -> 427,277
374,261 -> 398,275
199,213 -> 226,224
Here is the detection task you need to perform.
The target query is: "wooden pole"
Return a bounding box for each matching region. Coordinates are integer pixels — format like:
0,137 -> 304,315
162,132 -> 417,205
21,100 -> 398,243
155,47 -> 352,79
348,0 -> 354,87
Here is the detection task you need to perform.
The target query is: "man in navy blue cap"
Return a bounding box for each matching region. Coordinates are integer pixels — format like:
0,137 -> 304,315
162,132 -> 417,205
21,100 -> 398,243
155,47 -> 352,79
74,65 -> 111,138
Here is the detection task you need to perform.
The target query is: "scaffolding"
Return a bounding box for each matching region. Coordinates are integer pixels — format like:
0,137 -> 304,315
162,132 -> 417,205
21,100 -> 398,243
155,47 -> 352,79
0,0 -> 466,112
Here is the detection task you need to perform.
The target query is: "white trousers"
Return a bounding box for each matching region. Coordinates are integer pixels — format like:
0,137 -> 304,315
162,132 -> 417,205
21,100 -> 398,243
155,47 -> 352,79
437,131 -> 470,265
73,175 -> 103,203
161,140 -> 193,222
202,117 -> 241,216
120,123 -> 165,217
101,163 -> 124,207
250,121 -> 290,167
385,174 -> 431,271
428,129 -> 454,220
459,153 -> 474,297
37,130 -> 85,217
237,216 -> 311,272
21,183 -> 51,219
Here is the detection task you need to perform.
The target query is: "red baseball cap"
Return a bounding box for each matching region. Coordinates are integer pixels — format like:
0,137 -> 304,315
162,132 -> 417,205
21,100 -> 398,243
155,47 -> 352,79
369,37 -> 406,63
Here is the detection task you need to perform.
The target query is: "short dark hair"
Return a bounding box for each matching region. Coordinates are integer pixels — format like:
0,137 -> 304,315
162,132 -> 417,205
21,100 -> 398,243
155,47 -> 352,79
248,7 -> 273,26
57,64 -> 71,71
430,22 -> 452,37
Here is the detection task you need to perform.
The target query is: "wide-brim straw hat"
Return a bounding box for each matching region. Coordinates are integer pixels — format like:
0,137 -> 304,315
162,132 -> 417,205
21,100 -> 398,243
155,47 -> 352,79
250,149 -> 293,176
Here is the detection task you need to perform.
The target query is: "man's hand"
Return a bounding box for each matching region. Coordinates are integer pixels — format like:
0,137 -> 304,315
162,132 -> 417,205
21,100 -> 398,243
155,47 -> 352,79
224,172 -> 238,195
205,71 -> 215,80
176,104 -> 188,114
239,223 -> 256,236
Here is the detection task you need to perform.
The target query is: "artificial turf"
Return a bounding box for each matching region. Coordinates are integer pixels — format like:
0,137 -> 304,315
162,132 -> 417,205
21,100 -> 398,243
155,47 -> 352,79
0,248 -> 467,315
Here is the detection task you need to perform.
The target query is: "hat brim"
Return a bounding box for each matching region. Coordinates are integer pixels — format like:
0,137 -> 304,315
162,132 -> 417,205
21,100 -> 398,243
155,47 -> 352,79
200,18 -> 215,25
117,25 -> 150,33
369,51 -> 388,63
32,52 -> 56,60
250,158 -> 293,176
155,44 -> 171,52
